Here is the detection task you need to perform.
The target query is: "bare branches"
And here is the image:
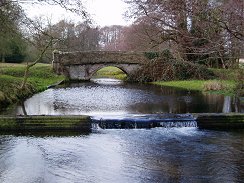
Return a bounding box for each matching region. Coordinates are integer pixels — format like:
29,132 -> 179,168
1,0 -> 90,88
20,38 -> 53,89
13,0 -> 88,18
124,0 -> 244,67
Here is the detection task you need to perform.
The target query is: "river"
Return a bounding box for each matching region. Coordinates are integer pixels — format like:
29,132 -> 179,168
0,78 -> 244,183
3,78 -> 243,115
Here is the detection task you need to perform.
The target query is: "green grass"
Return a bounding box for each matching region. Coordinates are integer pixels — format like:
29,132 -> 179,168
0,63 -> 64,107
92,66 -> 127,80
0,75 -> 27,103
152,80 -> 237,95
152,80 -> 205,91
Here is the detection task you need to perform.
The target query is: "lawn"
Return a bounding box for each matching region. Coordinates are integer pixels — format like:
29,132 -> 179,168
0,63 -> 64,107
152,79 -> 237,95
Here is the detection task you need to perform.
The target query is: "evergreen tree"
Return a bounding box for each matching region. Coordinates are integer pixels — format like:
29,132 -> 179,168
0,0 -> 27,63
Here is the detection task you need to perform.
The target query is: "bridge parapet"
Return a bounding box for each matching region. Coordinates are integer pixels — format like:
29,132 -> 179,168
54,51 -> 149,65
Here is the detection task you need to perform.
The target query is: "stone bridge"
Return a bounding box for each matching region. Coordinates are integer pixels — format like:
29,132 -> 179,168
52,51 -> 150,81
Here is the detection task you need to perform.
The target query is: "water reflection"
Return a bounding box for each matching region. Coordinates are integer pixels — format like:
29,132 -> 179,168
8,78 -> 242,116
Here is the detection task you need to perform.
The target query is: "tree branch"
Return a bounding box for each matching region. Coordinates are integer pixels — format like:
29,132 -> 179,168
20,38 -> 53,89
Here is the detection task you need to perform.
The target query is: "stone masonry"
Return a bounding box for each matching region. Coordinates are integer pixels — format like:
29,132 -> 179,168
52,51 -> 149,81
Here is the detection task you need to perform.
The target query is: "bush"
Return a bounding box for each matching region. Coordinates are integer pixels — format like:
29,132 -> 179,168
128,57 -> 215,82
5,54 -> 26,63
203,80 -> 226,91
4,36 -> 27,63
144,52 -> 159,60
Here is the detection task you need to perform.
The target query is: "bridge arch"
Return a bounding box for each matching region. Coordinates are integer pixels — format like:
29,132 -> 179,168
90,65 -> 128,79
53,51 -> 149,81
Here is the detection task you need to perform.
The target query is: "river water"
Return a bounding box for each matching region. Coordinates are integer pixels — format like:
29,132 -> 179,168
0,79 -> 244,183
0,128 -> 244,183
4,78 -> 243,115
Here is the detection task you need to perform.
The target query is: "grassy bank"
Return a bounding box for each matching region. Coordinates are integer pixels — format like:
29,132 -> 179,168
152,68 -> 244,96
152,80 -> 236,95
0,63 -> 64,108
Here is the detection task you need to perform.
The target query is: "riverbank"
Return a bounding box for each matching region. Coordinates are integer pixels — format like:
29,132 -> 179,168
93,66 -> 243,96
152,68 -> 244,96
152,80 -> 237,95
0,63 -> 64,109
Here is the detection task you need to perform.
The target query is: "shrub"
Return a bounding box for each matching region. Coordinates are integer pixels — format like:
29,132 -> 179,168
128,57 -> 215,82
144,52 -> 159,60
203,81 -> 226,91
5,54 -> 26,63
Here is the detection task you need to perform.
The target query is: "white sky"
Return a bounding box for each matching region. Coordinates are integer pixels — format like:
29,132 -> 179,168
22,0 -> 130,27
86,0 -> 129,26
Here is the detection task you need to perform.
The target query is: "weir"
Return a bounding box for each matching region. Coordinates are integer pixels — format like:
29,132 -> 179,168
91,114 -> 197,129
0,113 -> 243,131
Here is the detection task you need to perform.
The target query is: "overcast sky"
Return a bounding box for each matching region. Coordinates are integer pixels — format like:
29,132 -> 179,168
86,0 -> 129,26
22,0 -> 130,27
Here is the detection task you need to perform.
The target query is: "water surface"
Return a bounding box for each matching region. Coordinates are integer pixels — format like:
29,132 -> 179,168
1,79 -> 243,183
4,78 -> 242,116
0,128 -> 244,183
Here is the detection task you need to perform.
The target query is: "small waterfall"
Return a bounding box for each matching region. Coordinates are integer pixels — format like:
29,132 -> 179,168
90,114 -> 197,129
159,121 -> 197,128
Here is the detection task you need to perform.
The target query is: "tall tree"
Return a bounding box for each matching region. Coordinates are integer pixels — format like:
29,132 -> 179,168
100,25 -> 126,51
124,0 -> 244,67
41,20 -> 100,53
0,0 -> 27,62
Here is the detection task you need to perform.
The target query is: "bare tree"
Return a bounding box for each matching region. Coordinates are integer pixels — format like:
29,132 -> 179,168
41,19 -> 100,52
124,0 -> 244,67
100,25 -> 127,51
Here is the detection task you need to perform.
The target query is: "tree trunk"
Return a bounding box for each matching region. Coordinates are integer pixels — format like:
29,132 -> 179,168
1,54 -> 5,63
175,0 -> 188,61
